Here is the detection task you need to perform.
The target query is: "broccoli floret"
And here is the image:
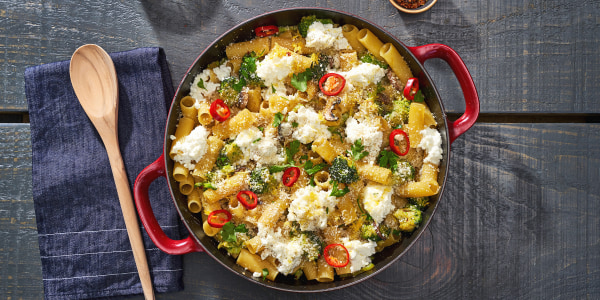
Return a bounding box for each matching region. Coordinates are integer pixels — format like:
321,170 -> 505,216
408,197 -> 430,210
298,15 -> 333,37
392,160 -> 416,184
299,232 -> 324,261
216,142 -> 243,168
393,204 -> 422,232
385,98 -> 411,128
329,156 -> 359,184
249,167 -> 273,194
218,52 -> 262,106
218,78 -> 241,107
360,222 -> 391,242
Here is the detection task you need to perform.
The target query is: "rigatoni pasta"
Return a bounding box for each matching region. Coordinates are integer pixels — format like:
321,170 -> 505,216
168,15 -> 443,283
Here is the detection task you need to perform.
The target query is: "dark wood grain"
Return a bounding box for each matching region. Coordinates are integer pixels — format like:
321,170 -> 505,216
2,124 -> 598,299
1,0 -> 599,114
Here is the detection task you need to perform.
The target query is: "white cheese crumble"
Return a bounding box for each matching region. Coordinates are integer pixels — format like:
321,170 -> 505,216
361,183 -> 394,224
344,117 -> 383,163
234,127 -> 284,166
252,272 -> 262,278
418,127 -> 443,166
286,106 -> 331,144
189,61 -> 231,103
287,186 -> 337,231
171,125 -> 209,170
256,223 -> 308,275
305,21 -> 351,51
340,62 -> 386,90
341,238 -> 377,273
256,50 -> 296,88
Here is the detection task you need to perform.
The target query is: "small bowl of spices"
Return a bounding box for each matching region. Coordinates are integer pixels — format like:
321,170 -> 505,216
390,0 -> 438,14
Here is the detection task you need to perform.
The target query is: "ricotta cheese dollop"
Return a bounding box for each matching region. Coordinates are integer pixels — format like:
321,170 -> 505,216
287,185 -> 337,231
418,127 -> 443,166
361,183 -> 394,224
305,21 -> 352,51
171,125 -> 210,170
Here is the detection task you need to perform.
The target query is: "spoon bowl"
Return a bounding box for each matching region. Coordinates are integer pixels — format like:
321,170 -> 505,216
69,44 -> 155,300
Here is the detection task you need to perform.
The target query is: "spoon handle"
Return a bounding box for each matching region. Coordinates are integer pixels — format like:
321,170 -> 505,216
103,135 -> 155,300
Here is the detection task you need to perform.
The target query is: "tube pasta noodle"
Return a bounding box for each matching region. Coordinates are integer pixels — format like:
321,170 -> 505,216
203,172 -> 248,203
178,175 -> 195,195
380,43 -> 413,86
237,249 -> 278,281
169,117 -> 195,159
357,28 -> 384,60
302,261 -> 318,281
192,136 -> 224,179
356,162 -> 393,185
172,162 -> 189,182
226,37 -> 271,59
180,96 -> 198,119
316,256 -> 334,282
187,189 -> 202,213
342,24 -> 366,53
396,163 -> 440,197
197,101 -> 213,126
169,15 -> 444,284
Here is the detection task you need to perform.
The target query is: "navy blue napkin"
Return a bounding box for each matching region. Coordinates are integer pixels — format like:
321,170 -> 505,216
25,47 -> 183,299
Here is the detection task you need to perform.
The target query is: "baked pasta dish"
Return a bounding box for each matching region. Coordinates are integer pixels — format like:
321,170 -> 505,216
169,15 -> 443,282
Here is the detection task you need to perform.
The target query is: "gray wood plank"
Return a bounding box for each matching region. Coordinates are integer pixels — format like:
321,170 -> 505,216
1,0 -> 599,114
1,123 -> 598,299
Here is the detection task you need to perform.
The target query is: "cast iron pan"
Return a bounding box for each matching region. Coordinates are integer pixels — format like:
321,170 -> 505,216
134,7 -> 479,292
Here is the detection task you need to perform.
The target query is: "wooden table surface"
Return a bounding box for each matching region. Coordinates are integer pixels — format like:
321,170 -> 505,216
1,0 -> 599,299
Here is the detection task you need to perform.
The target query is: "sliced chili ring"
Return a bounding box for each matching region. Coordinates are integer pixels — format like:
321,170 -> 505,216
318,73 -> 346,96
207,209 -> 232,228
237,190 -> 258,210
389,129 -> 410,156
282,167 -> 300,187
209,99 -> 231,122
255,25 -> 279,37
323,243 -> 350,268
403,77 -> 419,101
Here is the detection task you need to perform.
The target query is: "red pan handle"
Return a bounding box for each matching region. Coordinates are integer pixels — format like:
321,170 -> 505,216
408,43 -> 479,144
134,154 -> 204,254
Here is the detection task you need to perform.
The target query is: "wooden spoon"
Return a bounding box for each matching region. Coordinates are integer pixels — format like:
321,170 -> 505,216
69,44 -> 155,300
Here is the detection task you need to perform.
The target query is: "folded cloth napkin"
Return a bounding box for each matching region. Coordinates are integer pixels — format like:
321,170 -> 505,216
25,47 -> 183,299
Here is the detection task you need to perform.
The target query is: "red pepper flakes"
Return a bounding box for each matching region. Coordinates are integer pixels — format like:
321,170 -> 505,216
396,0 -> 426,9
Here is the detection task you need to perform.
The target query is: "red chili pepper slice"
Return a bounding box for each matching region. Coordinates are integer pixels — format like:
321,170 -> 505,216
282,167 -> 300,187
207,209 -> 232,228
403,77 -> 419,101
209,99 -> 231,122
255,25 -> 279,38
318,73 -> 346,96
323,244 -> 350,268
237,190 -> 258,210
389,129 -> 410,156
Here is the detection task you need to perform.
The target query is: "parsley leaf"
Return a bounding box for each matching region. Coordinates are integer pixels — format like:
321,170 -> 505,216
348,139 -> 369,161
197,78 -> 206,89
286,140 -> 301,163
377,150 -> 398,171
303,160 -> 326,176
262,268 -> 269,281
330,180 -> 350,197
220,222 -> 248,244
272,112 -> 284,127
291,68 -> 312,92
271,84 -> 276,93
413,90 -> 425,103
253,138 -> 261,143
